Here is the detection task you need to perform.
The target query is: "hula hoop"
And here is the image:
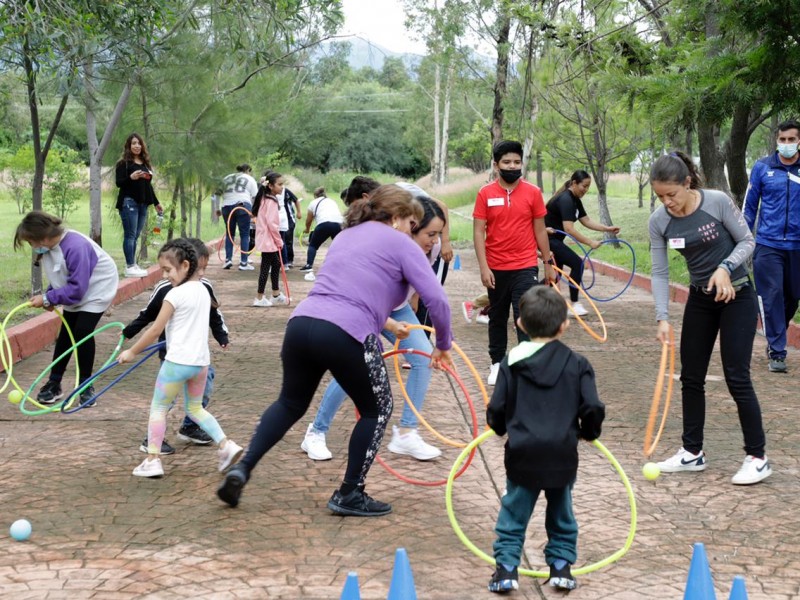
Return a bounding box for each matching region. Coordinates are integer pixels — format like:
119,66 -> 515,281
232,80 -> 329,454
446,429 -> 637,577
1,303 -> 79,409
643,324 -> 675,458
217,205 -> 256,262
61,341 -> 165,414
374,348 -> 479,487
549,265 -> 607,343
549,229 -> 596,291
18,322 -> 125,416
277,248 -> 292,306
584,239 -> 636,303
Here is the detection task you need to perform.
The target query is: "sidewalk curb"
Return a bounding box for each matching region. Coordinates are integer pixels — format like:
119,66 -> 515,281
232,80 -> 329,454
1,238 -> 224,371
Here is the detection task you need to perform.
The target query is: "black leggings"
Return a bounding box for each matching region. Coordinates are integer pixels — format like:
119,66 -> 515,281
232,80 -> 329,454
305,221 -> 341,267
257,251 -> 281,294
50,310 -> 105,384
549,237 -> 584,302
239,317 -> 393,485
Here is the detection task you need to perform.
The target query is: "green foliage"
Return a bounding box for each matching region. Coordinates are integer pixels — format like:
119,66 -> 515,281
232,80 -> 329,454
44,148 -> 82,220
4,143 -> 35,214
450,121 -> 491,173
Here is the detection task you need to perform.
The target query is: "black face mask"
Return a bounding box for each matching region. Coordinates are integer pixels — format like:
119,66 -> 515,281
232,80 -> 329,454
499,169 -> 522,184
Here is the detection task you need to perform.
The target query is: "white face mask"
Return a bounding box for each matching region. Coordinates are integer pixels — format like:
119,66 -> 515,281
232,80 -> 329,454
777,142 -> 799,159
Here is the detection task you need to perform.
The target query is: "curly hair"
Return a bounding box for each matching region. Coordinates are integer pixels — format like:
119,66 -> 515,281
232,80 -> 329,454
158,239 -> 198,285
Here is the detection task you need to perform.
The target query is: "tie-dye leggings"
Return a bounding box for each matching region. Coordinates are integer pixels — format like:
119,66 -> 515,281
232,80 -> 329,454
146,360 -> 225,454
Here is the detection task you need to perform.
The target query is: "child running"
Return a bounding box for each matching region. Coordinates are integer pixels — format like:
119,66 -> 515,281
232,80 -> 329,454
122,238 -> 229,455
486,285 -> 605,593
13,211 -> 119,406
119,239 -> 242,478
252,171 -> 288,307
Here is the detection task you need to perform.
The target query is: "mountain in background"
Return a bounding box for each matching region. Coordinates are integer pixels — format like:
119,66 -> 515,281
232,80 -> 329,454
316,37 -> 423,71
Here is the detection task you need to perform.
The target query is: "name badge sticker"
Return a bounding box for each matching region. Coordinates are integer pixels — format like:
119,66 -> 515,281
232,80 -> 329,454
669,238 -> 685,249
487,197 -> 504,207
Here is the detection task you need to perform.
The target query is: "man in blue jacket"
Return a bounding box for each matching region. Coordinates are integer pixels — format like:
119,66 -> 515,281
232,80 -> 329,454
743,119 -> 800,373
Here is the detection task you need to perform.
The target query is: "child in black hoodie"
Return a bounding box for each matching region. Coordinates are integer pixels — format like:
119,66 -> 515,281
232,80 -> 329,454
486,285 -> 605,593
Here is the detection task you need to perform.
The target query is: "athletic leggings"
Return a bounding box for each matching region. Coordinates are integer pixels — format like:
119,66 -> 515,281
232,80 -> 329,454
257,251 -> 281,295
550,237 -> 584,302
49,310 -> 105,384
240,316 -> 392,486
146,361 -> 225,455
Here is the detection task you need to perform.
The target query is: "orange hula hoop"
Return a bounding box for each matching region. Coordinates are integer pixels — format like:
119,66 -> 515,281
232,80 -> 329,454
277,246 -> 292,306
549,264 -> 607,342
643,323 -> 675,457
226,205 -> 257,255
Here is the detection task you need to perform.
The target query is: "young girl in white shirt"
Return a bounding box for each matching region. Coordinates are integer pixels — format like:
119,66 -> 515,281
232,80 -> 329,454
119,239 -> 242,478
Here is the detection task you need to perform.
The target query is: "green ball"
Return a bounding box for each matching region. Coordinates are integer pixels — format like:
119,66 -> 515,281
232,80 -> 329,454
8,390 -> 23,405
642,462 -> 660,481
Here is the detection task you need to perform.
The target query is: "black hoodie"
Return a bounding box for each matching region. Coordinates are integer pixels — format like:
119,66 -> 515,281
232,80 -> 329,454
486,339 -> 605,489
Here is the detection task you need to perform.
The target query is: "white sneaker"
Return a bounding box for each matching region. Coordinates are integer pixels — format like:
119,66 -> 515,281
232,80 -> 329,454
252,297 -> 273,307
304,272 -> 316,282
571,302 -> 589,317
657,447 -> 707,473
223,260 -> 233,270
218,440 -> 243,472
387,426 -> 441,460
301,424 -> 332,461
271,292 -> 290,305
731,455 -> 772,485
487,362 -> 500,386
238,263 -> 255,271
133,457 -> 164,477
124,265 -> 147,278
476,314 -> 490,325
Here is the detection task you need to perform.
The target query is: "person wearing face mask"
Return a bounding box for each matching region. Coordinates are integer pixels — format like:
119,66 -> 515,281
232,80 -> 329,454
473,140 -> 555,386
743,119 -> 800,374
545,170 -> 621,317
13,211 -> 119,407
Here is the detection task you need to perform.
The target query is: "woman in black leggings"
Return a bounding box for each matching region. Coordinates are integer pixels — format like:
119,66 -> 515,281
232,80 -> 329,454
218,184 -> 454,515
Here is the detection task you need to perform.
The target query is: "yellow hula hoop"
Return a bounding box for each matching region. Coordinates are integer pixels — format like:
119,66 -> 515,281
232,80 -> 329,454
550,265 -> 607,342
445,429 -> 637,578
643,324 -> 675,457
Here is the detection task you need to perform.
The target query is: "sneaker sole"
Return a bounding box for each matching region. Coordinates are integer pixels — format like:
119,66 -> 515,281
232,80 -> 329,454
217,472 -> 246,507
219,448 -> 244,472
300,440 -> 332,461
549,577 -> 577,590
327,501 -> 392,517
488,580 -> 519,593
177,433 -> 213,445
732,469 -> 772,485
657,464 -> 707,473
387,444 -> 441,461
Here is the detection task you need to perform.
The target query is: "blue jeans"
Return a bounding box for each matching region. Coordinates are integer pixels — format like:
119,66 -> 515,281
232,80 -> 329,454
221,203 -> 252,265
119,197 -> 149,267
311,303 -> 433,433
753,244 -> 800,359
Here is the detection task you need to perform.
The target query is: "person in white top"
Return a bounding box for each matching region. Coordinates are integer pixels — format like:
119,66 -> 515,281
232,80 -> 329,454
298,187 -> 343,272
119,239 -> 242,478
220,164 -> 258,271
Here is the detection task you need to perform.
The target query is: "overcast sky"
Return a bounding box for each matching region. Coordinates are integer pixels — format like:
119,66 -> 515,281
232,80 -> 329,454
340,0 -> 427,55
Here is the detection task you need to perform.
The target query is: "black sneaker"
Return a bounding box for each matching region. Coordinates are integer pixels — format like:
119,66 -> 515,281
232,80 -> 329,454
327,486 -> 392,517
79,385 -> 96,408
36,380 -> 63,405
548,562 -> 577,590
139,438 -> 176,455
299,264 -> 313,272
217,465 -> 247,508
488,564 -> 519,593
178,423 -> 213,445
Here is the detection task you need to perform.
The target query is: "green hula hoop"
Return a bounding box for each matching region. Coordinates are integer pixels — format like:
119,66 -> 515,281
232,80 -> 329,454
1,303 -> 80,411
445,429 -> 637,578
18,321 -> 125,416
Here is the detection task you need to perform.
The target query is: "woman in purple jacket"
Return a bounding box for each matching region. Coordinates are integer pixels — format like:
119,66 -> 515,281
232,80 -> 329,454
218,185 -> 454,516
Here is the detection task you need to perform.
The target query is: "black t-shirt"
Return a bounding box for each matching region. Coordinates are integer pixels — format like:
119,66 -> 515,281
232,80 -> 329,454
545,189 -> 587,240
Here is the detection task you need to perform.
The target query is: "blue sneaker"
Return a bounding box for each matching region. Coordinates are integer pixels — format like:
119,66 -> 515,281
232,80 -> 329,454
549,562 -> 577,590
488,564 -> 518,593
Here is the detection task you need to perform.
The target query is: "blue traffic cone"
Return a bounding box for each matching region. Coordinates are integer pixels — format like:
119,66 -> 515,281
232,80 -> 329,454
387,548 -> 417,600
453,254 -> 461,270
684,543 -> 717,600
728,576 -> 748,600
340,571 -> 361,600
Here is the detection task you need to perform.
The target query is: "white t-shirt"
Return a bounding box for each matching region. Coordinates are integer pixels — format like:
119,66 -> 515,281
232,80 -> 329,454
308,196 -> 343,225
221,172 -> 258,207
164,281 -> 211,366
276,189 -> 289,232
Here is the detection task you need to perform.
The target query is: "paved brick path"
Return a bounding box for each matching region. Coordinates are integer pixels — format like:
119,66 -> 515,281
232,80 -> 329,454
1,244 -> 798,599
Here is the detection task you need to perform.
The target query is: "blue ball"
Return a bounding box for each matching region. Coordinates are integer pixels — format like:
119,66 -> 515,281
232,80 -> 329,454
10,519 -> 31,541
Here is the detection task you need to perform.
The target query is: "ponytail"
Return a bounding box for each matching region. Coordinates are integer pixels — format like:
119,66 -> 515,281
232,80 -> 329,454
158,239 -> 198,285
650,151 -> 703,189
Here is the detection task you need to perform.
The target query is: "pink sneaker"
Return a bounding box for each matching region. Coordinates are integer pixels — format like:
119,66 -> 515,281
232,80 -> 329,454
461,301 -> 474,323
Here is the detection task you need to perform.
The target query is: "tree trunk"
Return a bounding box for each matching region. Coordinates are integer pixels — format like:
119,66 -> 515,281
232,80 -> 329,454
535,150 -> 544,190
436,60 -> 453,186
431,62 -> 441,184
196,187 -> 203,237
725,104 -> 754,208
697,120 -> 730,194
167,180 -> 180,241
490,10 -> 511,145
521,96 -> 539,180
138,86 -> 151,261
179,176 -> 187,238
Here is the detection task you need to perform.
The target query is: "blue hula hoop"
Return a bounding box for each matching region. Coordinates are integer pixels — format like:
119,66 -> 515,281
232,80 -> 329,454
549,229 -> 636,303
61,341 -> 165,414
549,229 -> 596,290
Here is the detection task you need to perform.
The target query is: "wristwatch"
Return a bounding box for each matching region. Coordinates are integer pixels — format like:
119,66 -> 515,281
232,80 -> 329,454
719,259 -> 735,274
41,293 -> 51,308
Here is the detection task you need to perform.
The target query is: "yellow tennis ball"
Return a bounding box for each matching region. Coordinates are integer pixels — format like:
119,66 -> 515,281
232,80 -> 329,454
642,462 -> 660,481
8,390 -> 23,405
